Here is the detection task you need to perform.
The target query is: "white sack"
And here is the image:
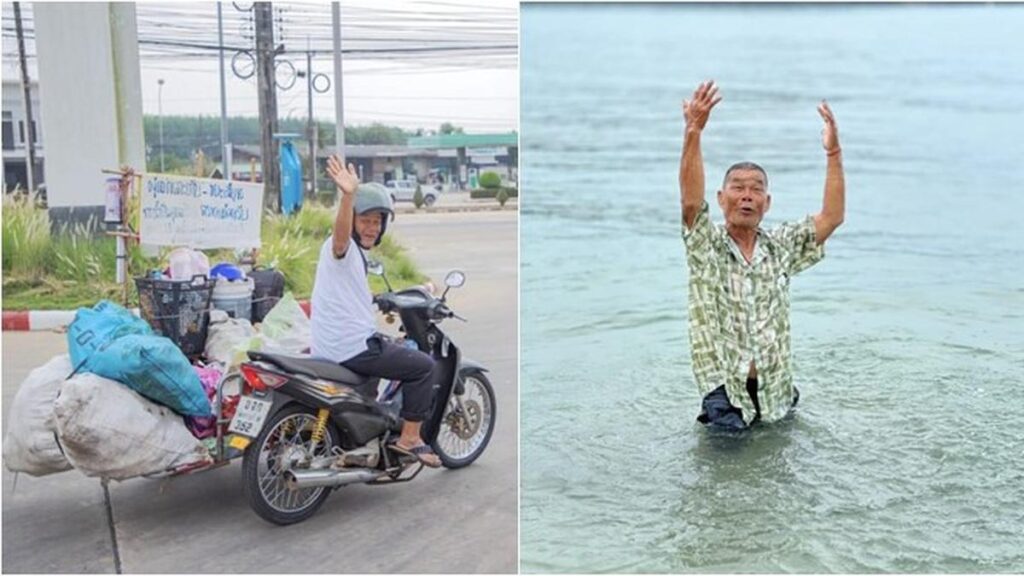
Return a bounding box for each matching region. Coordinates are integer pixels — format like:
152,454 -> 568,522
2,354 -> 74,476
204,316 -> 256,367
258,292 -> 311,354
54,373 -> 209,480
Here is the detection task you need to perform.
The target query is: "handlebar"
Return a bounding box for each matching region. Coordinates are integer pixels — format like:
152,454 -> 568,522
374,290 -> 464,322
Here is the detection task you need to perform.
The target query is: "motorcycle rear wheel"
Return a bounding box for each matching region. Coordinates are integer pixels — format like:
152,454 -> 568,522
242,404 -> 338,525
432,371 -> 496,469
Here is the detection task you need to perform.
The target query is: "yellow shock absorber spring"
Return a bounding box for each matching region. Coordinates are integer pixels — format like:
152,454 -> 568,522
309,408 -> 330,449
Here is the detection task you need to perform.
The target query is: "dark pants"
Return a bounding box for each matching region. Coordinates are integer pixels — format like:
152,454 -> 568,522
697,379 -> 800,431
341,335 -> 435,422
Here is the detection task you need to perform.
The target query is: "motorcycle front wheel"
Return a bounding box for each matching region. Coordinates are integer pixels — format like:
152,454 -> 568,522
242,404 -> 338,525
432,370 -> 496,469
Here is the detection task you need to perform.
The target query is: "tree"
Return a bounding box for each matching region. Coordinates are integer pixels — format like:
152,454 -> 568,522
143,116 -> 418,162
439,122 -> 464,135
479,171 -> 502,190
413,185 -> 425,209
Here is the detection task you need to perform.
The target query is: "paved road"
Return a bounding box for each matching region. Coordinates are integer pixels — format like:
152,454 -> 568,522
1,210 -> 518,574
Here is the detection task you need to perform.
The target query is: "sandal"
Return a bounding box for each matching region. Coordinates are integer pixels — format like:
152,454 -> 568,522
389,443 -> 442,468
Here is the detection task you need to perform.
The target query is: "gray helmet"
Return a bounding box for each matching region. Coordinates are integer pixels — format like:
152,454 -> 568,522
352,182 -> 394,246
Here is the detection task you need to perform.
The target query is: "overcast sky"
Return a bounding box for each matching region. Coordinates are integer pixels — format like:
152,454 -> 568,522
3,0 -> 518,133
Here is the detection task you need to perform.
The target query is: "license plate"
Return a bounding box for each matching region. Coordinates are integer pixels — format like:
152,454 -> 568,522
228,396 -> 272,437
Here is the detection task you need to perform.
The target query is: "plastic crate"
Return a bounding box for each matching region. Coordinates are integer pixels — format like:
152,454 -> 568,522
134,275 -> 217,357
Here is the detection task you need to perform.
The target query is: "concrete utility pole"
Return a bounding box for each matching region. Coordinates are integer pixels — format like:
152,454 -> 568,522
217,2 -> 229,179
306,37 -> 316,198
13,2 -> 38,198
158,78 -> 165,171
331,2 -> 345,164
108,2 -> 148,279
255,1 -> 280,211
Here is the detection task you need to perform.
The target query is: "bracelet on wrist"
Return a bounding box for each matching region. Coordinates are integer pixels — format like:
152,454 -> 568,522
826,147 -> 842,157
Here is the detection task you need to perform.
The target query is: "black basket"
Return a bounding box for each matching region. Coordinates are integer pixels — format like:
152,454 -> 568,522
249,267 -> 285,323
135,275 -> 217,357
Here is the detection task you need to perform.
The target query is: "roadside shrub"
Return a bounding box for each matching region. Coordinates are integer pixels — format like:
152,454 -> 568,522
316,189 -> 337,207
51,219 -> 114,282
258,227 -> 316,295
2,190 -> 51,277
496,188 -> 509,207
4,200 -> 428,309
469,187 -> 518,200
413,185 -> 425,209
368,235 -> 428,294
479,171 -> 502,190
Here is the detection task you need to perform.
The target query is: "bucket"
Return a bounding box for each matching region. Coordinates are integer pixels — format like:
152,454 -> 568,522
211,277 -> 255,321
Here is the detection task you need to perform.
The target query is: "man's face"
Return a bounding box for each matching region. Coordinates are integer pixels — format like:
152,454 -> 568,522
717,168 -> 771,230
354,212 -> 382,248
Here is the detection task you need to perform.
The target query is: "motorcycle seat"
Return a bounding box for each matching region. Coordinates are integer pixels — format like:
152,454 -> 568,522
247,351 -> 376,389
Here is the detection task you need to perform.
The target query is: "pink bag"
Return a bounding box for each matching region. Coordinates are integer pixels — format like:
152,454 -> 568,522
184,364 -> 221,439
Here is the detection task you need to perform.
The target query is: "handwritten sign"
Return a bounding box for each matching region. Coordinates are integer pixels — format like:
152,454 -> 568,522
139,174 -> 264,249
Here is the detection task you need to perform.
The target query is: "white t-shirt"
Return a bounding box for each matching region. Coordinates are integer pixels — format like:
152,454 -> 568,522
310,235 -> 377,363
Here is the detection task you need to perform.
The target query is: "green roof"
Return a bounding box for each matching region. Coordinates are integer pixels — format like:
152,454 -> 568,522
407,132 -> 518,149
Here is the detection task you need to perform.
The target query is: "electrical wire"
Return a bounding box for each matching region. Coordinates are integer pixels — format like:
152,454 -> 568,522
1,1 -> 517,128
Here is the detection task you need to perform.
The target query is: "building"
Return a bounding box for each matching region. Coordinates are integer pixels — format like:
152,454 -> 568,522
315,144 -> 440,189
2,78 -> 44,194
218,131 -> 519,195
407,132 -> 518,189
234,143 -> 444,191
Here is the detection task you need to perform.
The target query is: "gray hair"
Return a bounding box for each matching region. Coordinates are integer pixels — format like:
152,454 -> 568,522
723,161 -> 768,189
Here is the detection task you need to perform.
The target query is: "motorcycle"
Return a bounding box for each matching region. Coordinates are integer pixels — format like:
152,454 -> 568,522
230,265 -> 496,525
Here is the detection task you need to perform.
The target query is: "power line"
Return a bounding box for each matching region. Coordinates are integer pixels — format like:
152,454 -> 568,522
2,1 -> 518,65
1,2 -> 518,129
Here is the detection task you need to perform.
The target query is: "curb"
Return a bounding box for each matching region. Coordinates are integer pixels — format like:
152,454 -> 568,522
2,300 -> 313,332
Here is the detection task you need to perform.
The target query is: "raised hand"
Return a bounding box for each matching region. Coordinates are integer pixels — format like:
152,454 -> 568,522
326,154 -> 360,197
683,80 -> 722,132
818,100 -> 840,154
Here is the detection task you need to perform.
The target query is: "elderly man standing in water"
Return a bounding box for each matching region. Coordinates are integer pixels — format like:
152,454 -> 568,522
679,80 -> 845,430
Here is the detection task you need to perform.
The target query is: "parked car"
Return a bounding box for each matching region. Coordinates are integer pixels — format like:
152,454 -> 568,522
386,179 -> 438,206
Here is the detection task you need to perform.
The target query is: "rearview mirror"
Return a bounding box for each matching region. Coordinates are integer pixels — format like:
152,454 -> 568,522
444,270 -> 465,288
367,260 -> 384,277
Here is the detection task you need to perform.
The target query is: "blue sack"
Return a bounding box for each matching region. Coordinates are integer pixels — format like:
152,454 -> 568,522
67,300 -> 153,369
87,334 -> 213,417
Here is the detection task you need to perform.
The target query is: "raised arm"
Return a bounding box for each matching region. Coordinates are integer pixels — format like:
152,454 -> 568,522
680,80 -> 722,230
326,155 -> 361,258
813,100 -> 845,244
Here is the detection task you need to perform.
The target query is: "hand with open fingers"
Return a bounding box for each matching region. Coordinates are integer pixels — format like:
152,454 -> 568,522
818,100 -> 841,154
683,80 -> 723,132
326,154 -> 360,197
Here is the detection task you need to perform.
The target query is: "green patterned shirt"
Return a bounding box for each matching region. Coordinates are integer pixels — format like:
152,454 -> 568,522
682,201 -> 824,424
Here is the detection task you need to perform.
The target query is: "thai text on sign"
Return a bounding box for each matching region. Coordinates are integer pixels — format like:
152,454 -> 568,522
139,174 -> 264,249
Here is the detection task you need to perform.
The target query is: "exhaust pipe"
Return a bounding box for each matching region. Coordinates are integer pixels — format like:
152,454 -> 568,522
284,467 -> 382,489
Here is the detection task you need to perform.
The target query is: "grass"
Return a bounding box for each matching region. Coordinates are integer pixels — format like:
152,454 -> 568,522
2,192 -> 51,277
2,196 -> 426,311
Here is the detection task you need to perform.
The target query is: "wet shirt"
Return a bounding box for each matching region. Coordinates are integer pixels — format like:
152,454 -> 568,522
682,202 -> 824,424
